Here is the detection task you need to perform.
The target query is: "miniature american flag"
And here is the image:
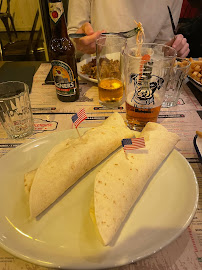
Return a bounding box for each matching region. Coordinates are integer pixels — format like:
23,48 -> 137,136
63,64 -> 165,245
72,108 -> 87,128
122,137 -> 146,153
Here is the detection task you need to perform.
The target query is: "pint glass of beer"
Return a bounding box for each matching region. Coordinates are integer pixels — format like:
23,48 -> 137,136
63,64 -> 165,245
96,35 -> 126,108
124,43 -> 176,130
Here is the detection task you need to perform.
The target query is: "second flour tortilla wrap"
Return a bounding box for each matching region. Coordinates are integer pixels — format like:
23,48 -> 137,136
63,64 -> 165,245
29,112 -> 135,218
92,122 -> 180,245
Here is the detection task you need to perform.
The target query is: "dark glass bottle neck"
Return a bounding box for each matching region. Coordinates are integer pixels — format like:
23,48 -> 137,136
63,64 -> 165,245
50,16 -> 68,39
49,0 -> 68,39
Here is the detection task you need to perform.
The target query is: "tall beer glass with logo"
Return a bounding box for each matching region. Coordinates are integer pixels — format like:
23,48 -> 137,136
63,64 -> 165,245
124,43 -> 176,131
96,35 -> 126,108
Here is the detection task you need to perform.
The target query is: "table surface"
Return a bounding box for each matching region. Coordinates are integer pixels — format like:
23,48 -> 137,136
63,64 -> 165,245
0,62 -> 202,270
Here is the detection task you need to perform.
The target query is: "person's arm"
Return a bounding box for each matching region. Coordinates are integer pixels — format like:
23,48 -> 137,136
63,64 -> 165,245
74,22 -> 104,54
154,0 -> 190,57
67,0 -> 103,54
166,34 -> 190,58
67,0 -> 91,34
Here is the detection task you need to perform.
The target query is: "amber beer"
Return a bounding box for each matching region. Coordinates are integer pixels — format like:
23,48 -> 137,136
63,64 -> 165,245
98,78 -> 123,105
126,101 -> 161,130
48,0 -> 79,102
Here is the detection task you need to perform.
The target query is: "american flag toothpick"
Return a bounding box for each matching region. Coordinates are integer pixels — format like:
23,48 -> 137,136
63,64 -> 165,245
122,137 -> 148,158
72,108 -> 87,137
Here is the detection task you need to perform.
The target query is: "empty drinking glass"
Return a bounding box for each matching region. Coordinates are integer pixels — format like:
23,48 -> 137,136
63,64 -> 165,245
0,81 -> 34,139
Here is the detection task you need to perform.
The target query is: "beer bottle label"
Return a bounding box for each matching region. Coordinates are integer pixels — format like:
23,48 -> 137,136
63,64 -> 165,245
51,60 -> 77,96
49,2 -> 64,24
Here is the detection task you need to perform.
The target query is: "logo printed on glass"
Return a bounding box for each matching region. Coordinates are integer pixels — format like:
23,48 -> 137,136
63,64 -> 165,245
129,60 -> 164,106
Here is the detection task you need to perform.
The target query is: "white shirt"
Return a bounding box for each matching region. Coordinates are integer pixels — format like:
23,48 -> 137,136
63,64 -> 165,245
67,0 -> 183,44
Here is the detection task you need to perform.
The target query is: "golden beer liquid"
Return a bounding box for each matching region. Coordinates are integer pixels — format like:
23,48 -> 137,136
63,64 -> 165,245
126,101 -> 161,130
98,78 -> 123,103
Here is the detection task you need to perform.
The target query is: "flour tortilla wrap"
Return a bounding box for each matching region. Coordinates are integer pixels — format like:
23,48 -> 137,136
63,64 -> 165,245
24,138 -> 73,195
29,112 -> 135,218
93,122 -> 180,245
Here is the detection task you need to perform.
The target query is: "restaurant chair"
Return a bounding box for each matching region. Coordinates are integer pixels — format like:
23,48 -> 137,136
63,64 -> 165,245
0,38 -> 3,60
0,0 -> 17,43
1,9 -> 45,61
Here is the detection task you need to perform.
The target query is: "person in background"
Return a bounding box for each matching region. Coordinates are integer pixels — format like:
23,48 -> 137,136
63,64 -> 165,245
180,0 -> 200,20
177,0 -> 202,57
67,0 -> 190,57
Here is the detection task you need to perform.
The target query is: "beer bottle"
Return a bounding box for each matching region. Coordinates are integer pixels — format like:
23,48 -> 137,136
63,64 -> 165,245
48,0 -> 79,102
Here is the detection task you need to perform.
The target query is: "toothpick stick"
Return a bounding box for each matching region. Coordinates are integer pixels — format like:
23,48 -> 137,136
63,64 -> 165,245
76,127 -> 81,138
124,151 -> 129,160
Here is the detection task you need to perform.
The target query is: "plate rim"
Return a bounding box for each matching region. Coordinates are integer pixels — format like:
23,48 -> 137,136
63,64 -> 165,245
193,135 -> 202,163
0,130 -> 199,269
188,75 -> 202,88
77,56 -> 98,84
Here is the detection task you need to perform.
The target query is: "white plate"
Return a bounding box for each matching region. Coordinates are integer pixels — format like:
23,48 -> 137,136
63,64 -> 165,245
0,129 -> 199,269
77,52 -> 120,84
188,75 -> 202,92
77,56 -> 98,83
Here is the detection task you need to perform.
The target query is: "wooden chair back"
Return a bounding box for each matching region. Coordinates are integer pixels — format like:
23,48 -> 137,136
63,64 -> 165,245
0,0 -> 11,13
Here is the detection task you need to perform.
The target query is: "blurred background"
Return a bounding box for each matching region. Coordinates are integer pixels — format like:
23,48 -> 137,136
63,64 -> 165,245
0,0 -> 201,62
177,0 -> 202,58
0,0 -> 68,62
